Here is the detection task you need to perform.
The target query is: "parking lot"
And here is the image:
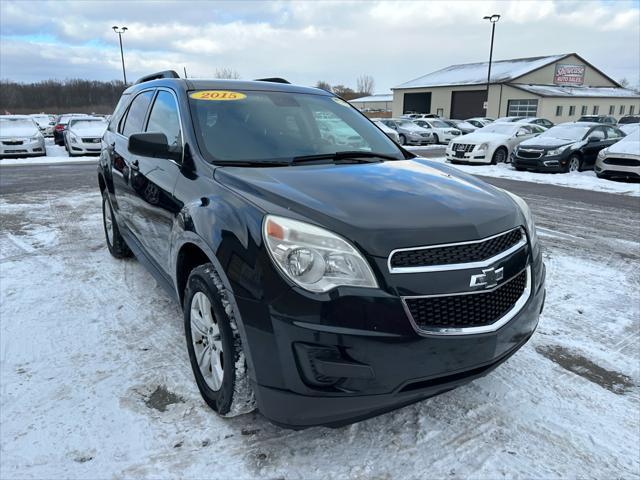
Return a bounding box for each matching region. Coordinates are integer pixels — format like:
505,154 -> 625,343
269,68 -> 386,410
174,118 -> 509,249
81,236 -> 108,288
1,163 -> 638,479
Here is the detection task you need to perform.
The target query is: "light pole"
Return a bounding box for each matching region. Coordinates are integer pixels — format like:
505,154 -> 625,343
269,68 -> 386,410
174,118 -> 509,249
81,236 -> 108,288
112,26 -> 128,85
483,14 -> 500,114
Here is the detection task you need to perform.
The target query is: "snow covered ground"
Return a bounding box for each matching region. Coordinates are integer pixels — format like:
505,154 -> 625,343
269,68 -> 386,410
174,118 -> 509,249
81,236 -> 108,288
405,150 -> 640,197
0,139 -> 98,167
1,187 -> 638,479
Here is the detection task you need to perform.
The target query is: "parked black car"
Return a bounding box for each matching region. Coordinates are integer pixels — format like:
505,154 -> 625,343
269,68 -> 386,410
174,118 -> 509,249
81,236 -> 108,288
513,122 -> 626,173
98,71 -> 546,428
576,115 -> 617,125
618,115 -> 640,125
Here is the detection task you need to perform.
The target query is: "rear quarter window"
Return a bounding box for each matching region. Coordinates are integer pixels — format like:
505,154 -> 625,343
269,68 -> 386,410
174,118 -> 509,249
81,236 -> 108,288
121,91 -> 154,137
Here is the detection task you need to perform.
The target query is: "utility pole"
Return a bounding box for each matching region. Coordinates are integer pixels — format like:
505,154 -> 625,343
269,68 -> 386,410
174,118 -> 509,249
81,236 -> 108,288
112,26 -> 128,85
482,14 -> 500,114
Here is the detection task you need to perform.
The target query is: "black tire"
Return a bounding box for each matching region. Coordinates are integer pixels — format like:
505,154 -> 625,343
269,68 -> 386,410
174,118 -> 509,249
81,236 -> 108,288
491,147 -> 508,165
184,264 -> 256,417
102,190 -> 131,258
566,154 -> 581,173
399,134 -> 406,145
433,134 -> 440,144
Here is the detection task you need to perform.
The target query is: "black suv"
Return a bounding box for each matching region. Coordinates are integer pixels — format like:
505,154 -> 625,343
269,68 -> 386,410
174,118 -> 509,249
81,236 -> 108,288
576,115 -> 617,125
98,71 -> 546,428
513,122 -> 626,173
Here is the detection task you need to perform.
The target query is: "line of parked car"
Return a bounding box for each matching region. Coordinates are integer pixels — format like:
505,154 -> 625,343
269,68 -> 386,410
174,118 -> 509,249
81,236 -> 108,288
0,113 -> 109,159
373,113 -> 639,181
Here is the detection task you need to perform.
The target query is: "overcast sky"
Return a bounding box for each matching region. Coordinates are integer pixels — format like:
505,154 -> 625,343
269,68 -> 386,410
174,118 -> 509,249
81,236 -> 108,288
1,0 -> 639,92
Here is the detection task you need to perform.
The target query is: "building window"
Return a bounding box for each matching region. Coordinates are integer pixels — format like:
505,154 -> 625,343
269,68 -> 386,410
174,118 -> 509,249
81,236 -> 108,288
620,105 -> 625,115
592,105 -> 599,115
609,105 -> 615,115
569,106 -> 575,116
630,106 -> 635,115
507,99 -> 538,117
436,108 -> 444,117
555,106 -> 563,116
581,105 -> 588,115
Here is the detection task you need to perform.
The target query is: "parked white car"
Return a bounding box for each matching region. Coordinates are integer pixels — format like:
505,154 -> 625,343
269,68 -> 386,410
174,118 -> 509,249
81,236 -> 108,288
0,116 -> 46,158
514,117 -> 554,129
412,119 -> 461,144
373,120 -> 400,143
619,123 -> 640,135
445,122 -> 545,164
30,114 -> 56,137
63,117 -> 108,156
378,118 -> 433,145
466,117 -> 493,128
595,129 -> 640,181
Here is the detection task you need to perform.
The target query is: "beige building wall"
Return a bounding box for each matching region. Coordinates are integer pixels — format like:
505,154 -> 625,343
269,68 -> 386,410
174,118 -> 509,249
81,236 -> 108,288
514,54 -> 616,87
537,97 -> 640,123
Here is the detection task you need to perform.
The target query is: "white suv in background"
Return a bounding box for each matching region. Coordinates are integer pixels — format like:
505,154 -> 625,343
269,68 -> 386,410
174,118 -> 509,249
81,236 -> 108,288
412,118 -> 461,144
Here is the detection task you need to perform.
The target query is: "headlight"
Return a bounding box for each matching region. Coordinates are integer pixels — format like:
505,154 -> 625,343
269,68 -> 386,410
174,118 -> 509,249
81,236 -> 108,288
69,133 -> 78,144
546,144 -> 571,156
502,190 -> 538,248
597,148 -> 607,159
263,215 -> 378,292
478,143 -> 489,150
29,136 -> 40,142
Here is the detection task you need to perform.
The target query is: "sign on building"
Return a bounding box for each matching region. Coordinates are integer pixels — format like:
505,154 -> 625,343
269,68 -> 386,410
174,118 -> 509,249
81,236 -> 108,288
554,64 -> 585,86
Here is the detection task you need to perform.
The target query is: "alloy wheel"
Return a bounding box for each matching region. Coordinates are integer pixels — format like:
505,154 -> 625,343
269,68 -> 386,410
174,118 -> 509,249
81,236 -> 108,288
569,157 -> 580,172
190,292 -> 224,391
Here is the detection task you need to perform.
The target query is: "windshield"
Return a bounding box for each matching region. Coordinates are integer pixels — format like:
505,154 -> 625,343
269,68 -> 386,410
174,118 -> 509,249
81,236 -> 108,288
0,118 -> 38,135
189,91 -> 403,163
69,119 -> 107,130
398,120 -> 421,128
479,124 -> 517,135
541,124 -> 591,140
429,120 -> 449,128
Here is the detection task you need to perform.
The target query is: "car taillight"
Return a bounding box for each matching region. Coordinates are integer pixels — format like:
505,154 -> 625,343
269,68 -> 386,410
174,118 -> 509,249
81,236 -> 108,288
54,124 -> 64,131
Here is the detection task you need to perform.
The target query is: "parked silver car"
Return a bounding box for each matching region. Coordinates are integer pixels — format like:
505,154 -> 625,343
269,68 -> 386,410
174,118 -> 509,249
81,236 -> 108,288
595,129 -> 639,181
378,118 -> 433,145
0,116 -> 46,158
63,117 -> 108,156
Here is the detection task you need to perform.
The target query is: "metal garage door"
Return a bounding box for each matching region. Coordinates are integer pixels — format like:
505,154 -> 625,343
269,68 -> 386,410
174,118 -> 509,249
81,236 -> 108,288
450,90 -> 487,119
403,92 -> 431,114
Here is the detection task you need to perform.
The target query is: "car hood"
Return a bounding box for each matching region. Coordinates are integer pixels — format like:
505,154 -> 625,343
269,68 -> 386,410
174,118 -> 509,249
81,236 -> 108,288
607,134 -> 640,156
518,136 -> 578,149
454,132 -> 509,144
215,159 -> 521,257
69,124 -> 107,137
0,123 -> 39,138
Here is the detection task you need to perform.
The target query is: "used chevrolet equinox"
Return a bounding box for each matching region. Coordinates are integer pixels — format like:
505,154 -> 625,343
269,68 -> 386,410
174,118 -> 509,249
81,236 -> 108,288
98,71 -> 546,428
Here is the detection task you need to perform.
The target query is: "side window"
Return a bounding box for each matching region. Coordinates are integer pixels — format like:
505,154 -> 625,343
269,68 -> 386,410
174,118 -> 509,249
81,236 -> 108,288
109,94 -> 129,133
122,91 -> 154,137
589,128 -> 605,141
604,127 -> 623,139
146,91 -> 182,146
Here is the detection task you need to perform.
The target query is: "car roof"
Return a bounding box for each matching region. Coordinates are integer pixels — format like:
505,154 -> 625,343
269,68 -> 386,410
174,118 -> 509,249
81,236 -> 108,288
124,77 -> 330,97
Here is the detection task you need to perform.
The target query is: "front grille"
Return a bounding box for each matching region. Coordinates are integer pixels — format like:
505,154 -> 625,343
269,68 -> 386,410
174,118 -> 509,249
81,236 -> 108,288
390,228 -> 523,269
517,149 -> 544,159
82,137 -> 101,143
420,133 -> 431,138
452,143 -> 475,153
2,140 -> 23,146
405,269 -> 527,330
604,157 -> 640,167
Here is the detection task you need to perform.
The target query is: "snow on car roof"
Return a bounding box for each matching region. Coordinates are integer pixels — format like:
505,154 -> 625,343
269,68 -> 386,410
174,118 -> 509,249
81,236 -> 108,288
512,84 -> 640,98
394,54 -> 568,89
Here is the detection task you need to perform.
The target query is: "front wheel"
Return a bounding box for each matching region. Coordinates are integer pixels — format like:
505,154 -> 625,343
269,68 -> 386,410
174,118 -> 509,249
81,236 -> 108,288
433,134 -> 440,144
102,190 -> 131,258
567,155 -> 581,173
184,264 -> 256,417
399,134 -> 406,145
491,147 -> 508,165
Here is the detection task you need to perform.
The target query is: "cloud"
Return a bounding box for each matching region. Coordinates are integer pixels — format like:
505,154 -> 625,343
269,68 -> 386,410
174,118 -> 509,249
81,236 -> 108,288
1,0 -> 638,90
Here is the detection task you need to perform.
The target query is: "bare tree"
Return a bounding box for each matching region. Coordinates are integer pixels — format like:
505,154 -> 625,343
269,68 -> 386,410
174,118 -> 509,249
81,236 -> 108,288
356,75 -> 375,96
331,85 -> 358,100
215,67 -> 241,79
316,80 -> 332,91
619,78 -> 630,88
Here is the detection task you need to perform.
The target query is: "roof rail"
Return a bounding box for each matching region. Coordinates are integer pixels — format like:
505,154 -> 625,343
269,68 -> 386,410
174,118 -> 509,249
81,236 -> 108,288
254,77 -> 290,84
134,70 -> 180,85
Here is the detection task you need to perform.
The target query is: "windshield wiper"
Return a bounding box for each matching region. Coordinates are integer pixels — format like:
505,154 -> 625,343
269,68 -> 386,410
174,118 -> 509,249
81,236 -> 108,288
291,151 -> 399,165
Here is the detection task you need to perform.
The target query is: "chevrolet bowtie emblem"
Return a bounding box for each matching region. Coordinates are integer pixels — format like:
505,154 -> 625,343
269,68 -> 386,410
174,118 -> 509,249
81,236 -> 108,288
469,267 -> 504,289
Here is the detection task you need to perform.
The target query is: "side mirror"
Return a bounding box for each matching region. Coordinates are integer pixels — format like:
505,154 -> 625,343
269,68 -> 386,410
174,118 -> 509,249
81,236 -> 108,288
128,132 -> 181,160
587,135 -> 600,143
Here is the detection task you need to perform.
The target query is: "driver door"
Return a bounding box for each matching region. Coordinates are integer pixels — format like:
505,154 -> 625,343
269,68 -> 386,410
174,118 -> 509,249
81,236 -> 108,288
582,126 -> 607,168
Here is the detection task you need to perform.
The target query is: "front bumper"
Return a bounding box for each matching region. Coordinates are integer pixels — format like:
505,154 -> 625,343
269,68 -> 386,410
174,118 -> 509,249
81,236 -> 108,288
69,141 -> 102,155
0,141 -> 45,158
406,136 -> 433,146
445,148 -> 488,163
242,249 -> 546,428
595,157 -> 640,180
513,152 -> 567,172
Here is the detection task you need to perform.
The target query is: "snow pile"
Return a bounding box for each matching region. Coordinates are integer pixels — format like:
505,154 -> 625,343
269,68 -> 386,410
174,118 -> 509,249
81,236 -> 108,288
0,139 -> 97,166
1,188 -> 638,479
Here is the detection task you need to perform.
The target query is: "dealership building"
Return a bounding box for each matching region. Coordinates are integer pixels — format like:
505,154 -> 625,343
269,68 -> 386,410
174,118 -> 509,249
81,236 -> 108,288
392,53 -> 640,122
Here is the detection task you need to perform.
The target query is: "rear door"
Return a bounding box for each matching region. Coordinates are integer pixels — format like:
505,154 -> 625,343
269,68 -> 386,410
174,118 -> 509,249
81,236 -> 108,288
126,89 -> 184,273
582,126 -> 607,167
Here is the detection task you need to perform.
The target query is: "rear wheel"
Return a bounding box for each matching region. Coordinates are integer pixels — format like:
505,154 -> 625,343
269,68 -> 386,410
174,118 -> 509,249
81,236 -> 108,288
102,190 -> 131,258
567,155 -> 581,173
491,147 -> 508,165
184,264 -> 256,417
